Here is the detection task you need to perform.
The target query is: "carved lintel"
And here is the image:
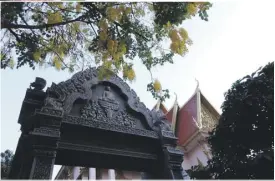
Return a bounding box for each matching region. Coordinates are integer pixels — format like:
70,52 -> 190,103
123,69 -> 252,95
33,150 -> 57,158
30,127 -> 60,138
36,107 -> 63,117
63,115 -> 158,138
58,142 -> 157,160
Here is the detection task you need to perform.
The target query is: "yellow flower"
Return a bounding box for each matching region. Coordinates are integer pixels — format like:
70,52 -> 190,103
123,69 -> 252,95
33,51 -> 41,62
186,3 -> 198,16
170,42 -> 179,53
99,31 -> 108,41
179,28 -> 188,41
47,12 -> 63,24
153,79 -> 162,92
165,21 -> 172,30
106,7 -> 118,22
107,40 -> 115,53
125,7 -> 132,15
127,68 -> 136,81
53,56 -> 62,70
118,42 -> 127,54
169,29 -> 179,42
76,3 -> 82,13
99,19 -> 108,31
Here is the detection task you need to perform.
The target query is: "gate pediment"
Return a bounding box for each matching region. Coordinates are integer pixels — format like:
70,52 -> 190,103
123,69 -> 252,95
43,67 -> 154,132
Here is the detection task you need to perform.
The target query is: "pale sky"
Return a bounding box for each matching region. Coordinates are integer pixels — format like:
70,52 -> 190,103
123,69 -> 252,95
1,1 -> 274,179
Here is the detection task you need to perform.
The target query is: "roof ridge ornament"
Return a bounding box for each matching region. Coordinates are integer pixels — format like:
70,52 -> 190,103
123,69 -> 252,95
195,78 -> 200,91
174,92 -> 178,104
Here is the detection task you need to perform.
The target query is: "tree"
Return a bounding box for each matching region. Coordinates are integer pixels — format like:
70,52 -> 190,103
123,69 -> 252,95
189,62 -> 274,179
1,150 -> 14,179
1,2 -> 212,101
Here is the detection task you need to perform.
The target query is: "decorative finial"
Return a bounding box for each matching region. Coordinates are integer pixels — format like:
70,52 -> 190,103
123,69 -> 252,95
174,92 -> 178,101
195,78 -> 199,90
155,99 -> 161,111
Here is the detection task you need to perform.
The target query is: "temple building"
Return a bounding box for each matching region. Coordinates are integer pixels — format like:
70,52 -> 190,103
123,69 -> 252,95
55,82 -> 220,180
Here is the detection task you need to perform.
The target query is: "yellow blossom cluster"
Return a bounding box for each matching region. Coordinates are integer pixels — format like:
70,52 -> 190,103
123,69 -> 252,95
169,27 -> 190,55
47,12 -> 63,24
76,3 -> 82,13
153,79 -> 162,92
33,51 -> 41,62
53,56 -> 62,70
122,65 -> 136,81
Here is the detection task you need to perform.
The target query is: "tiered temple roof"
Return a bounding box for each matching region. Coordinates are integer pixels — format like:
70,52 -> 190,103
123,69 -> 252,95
154,81 -> 220,152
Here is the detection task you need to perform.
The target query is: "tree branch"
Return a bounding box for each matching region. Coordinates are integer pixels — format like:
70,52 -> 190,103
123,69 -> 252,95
7,28 -> 21,42
1,15 -> 85,30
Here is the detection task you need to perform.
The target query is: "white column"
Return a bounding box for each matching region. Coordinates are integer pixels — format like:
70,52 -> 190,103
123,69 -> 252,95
88,168 -> 96,180
108,169 -> 116,180
73,167 -> 80,180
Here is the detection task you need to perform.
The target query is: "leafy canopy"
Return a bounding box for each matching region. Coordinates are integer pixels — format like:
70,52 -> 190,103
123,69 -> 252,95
189,62 -> 274,179
1,150 -> 14,179
1,2 -> 211,101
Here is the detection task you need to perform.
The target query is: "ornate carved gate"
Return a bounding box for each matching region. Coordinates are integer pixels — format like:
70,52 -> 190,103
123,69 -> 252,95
8,67 -> 189,179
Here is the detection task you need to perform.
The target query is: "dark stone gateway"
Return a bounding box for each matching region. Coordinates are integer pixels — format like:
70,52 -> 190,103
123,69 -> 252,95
9,67 -> 190,179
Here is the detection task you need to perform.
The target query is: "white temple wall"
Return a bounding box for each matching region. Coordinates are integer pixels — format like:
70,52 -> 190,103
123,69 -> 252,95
182,143 -> 209,170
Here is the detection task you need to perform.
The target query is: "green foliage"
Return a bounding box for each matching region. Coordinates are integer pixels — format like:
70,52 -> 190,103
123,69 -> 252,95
1,150 -> 14,179
1,2 -> 211,101
189,62 -> 274,179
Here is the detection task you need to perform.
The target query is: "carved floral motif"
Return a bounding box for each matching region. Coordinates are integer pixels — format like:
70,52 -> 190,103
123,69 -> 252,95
201,104 -> 218,132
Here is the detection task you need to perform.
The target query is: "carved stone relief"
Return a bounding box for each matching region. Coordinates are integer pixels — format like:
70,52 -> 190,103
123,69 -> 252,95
151,109 -> 172,132
63,115 -> 158,138
80,86 -> 138,128
31,158 -> 53,179
41,67 -> 155,130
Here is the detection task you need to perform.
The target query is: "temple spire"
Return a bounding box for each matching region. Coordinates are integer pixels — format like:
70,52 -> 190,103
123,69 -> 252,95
171,93 -> 179,133
195,78 -> 202,128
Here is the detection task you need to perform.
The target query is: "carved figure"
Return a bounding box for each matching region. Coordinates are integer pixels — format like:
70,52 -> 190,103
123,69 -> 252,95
151,109 -> 172,131
30,77 -> 46,91
98,86 -> 119,118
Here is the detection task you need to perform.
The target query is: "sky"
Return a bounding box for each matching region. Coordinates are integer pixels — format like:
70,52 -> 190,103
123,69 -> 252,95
1,0 -> 275,179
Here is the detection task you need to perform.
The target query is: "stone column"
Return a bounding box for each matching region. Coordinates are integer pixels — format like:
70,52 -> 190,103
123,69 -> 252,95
89,168 -> 96,180
29,149 -> 56,179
